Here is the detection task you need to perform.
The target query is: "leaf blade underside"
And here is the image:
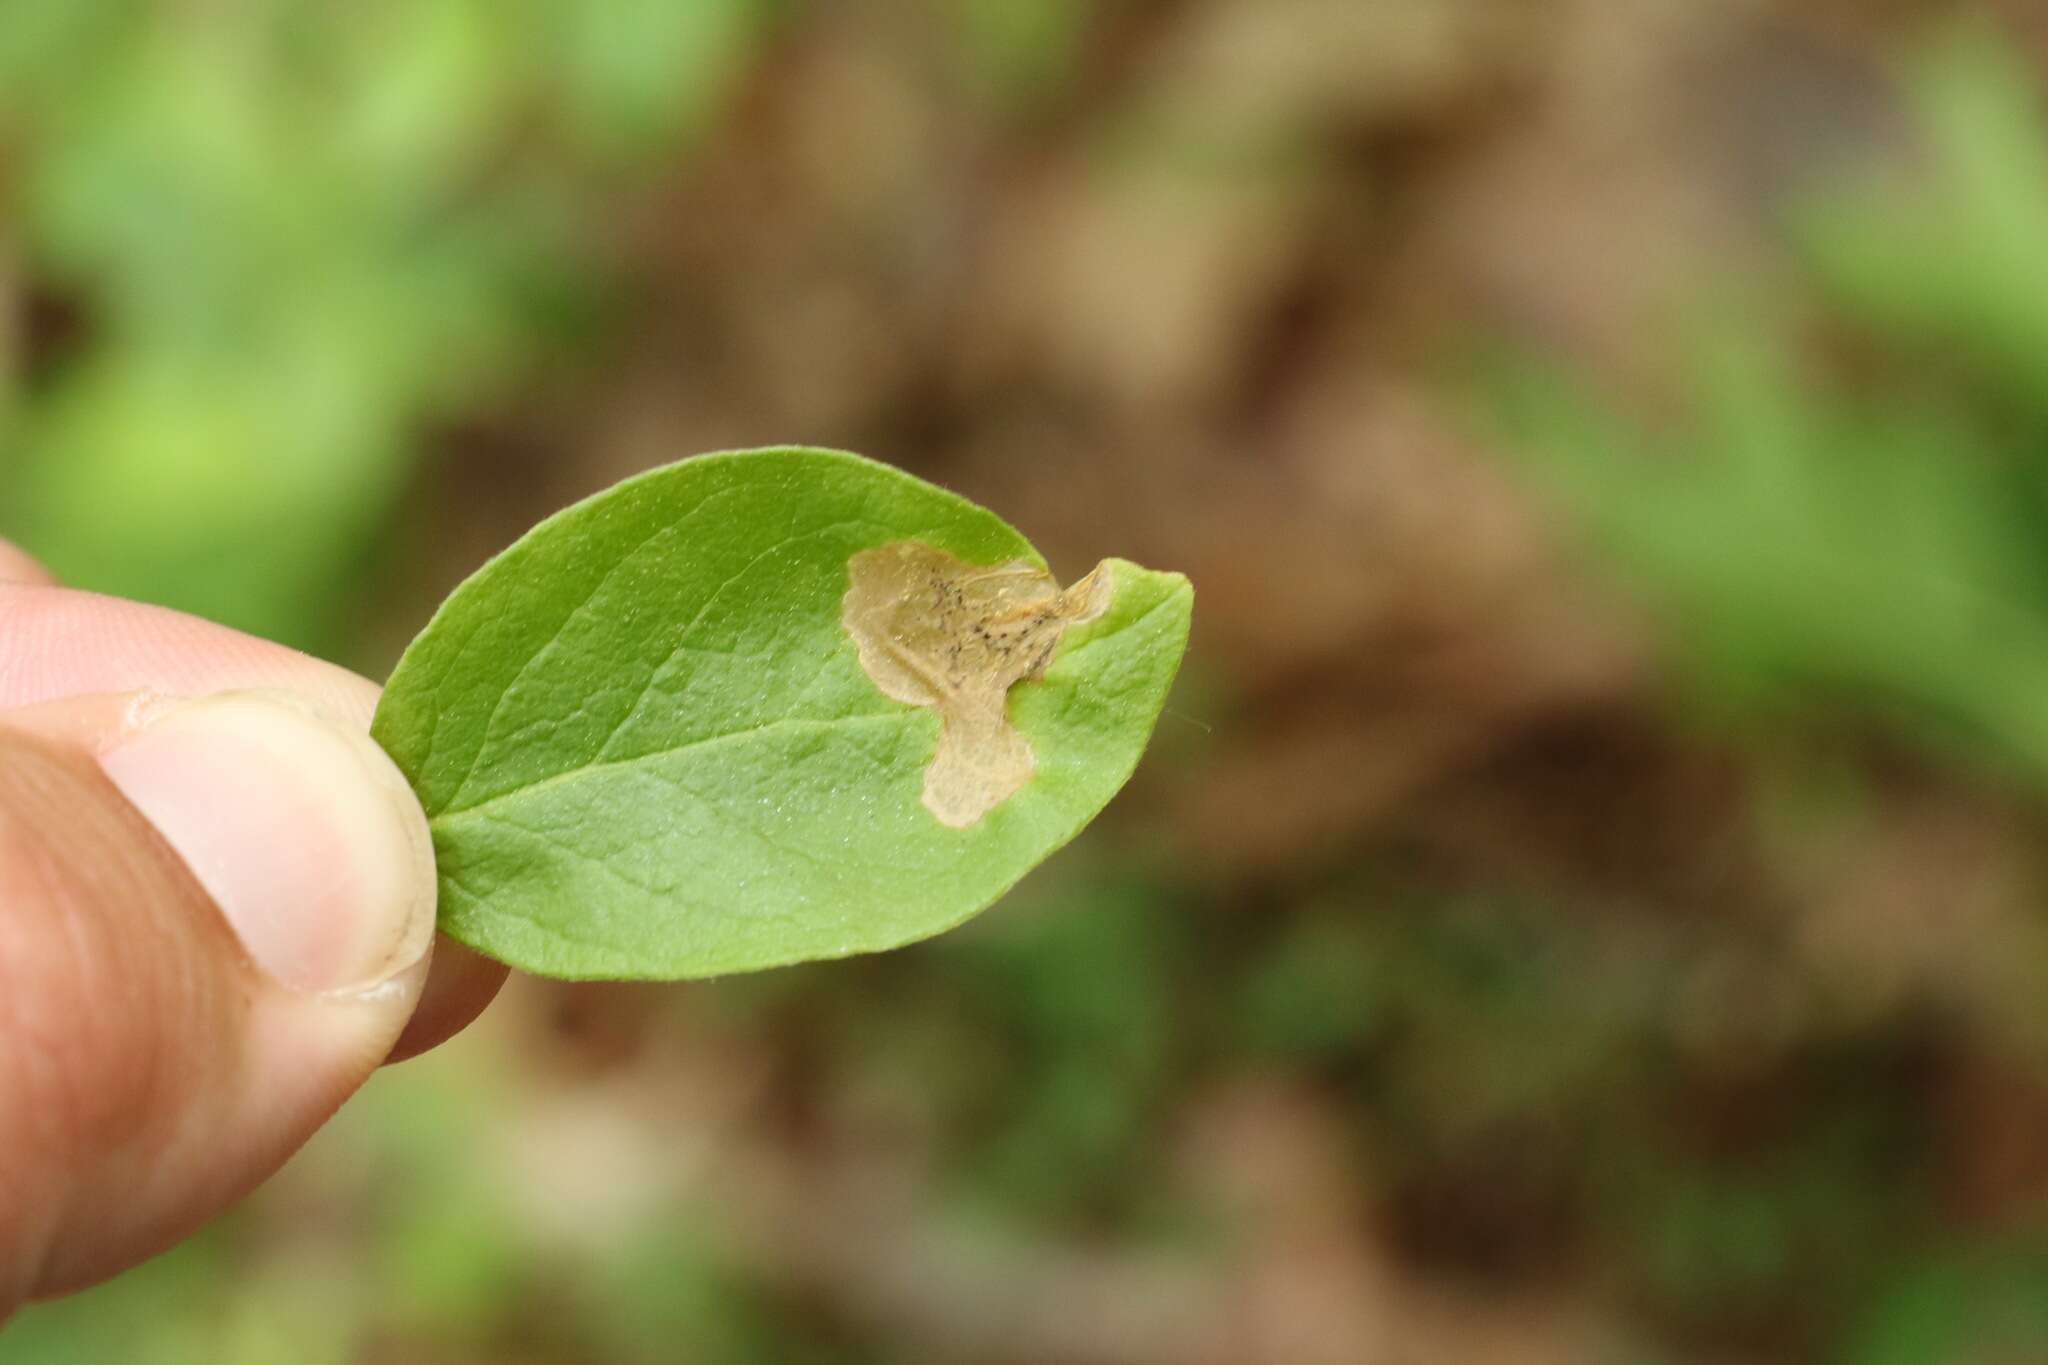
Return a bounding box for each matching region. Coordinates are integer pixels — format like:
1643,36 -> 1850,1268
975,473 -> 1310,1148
372,447 -> 1192,979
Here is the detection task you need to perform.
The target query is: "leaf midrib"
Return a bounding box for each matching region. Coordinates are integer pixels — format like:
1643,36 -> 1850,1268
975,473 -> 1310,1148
427,710 -> 914,830
428,571 -> 1187,832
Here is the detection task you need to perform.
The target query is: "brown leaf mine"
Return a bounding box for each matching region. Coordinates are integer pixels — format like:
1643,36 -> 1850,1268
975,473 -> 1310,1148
843,541 -> 1112,827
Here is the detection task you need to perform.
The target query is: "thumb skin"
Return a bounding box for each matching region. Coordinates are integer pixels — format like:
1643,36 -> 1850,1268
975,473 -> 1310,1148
0,690 -> 436,1313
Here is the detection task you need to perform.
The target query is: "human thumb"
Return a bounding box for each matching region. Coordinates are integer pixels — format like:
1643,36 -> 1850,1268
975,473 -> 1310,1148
0,690 -> 436,1311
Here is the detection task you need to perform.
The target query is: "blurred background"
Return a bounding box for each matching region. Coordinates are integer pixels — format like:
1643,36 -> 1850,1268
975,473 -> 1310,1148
6,1 -> 2048,1361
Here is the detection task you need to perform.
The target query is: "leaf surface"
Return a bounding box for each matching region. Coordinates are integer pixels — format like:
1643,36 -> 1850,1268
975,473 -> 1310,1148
371,447 -> 1192,978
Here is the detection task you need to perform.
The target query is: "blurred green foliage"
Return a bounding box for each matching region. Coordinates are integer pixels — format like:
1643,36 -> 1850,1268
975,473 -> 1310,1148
950,0 -> 1090,110
1496,32 -> 2048,795
1495,30 -> 2048,1359
1852,1247 -> 2048,1365
0,0 -> 766,648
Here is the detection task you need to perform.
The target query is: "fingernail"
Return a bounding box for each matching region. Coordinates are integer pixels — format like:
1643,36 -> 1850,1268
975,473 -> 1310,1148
101,690 -> 436,995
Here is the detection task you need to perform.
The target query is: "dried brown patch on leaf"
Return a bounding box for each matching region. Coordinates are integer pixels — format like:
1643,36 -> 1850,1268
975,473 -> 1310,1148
843,541 -> 1110,827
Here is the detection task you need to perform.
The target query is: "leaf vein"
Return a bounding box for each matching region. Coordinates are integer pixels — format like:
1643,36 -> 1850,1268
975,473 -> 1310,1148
592,517 -> 889,763
444,485 -> 748,809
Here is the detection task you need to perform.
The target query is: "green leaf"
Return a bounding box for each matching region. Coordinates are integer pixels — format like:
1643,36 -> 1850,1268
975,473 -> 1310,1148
371,447 -> 1193,979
